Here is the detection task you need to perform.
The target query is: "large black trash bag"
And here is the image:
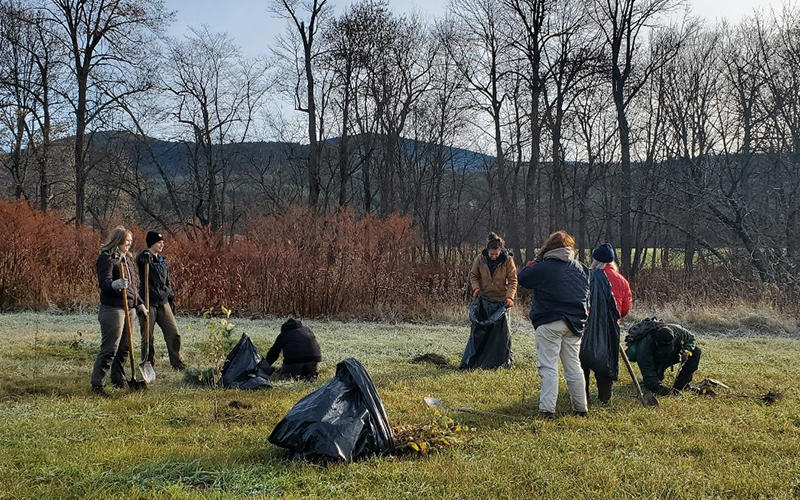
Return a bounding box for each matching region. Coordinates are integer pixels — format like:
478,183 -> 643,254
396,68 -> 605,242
221,333 -> 273,390
268,358 -> 395,462
579,269 -> 621,380
459,297 -> 512,369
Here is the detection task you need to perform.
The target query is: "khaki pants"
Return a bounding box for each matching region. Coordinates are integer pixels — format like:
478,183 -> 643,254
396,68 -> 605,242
140,301 -> 184,368
535,320 -> 587,413
92,304 -> 135,387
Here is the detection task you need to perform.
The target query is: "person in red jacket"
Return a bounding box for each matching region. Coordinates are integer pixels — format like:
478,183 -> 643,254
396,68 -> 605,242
594,243 -> 632,319
581,243 -> 632,403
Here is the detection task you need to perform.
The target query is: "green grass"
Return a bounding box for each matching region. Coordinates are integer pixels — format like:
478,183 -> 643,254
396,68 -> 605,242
1,311 -> 799,499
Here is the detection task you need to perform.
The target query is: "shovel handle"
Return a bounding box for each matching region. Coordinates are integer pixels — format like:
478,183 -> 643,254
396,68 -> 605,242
120,262 -> 137,376
619,344 -> 645,399
143,263 -> 150,360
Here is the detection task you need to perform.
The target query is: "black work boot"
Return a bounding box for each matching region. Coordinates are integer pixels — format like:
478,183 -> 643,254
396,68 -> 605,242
91,385 -> 109,398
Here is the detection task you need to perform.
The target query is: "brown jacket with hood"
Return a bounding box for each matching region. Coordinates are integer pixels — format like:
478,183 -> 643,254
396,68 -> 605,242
469,249 -> 518,302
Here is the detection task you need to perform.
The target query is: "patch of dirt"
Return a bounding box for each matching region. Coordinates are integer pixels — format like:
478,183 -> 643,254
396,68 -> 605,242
412,353 -> 450,366
227,400 -> 252,410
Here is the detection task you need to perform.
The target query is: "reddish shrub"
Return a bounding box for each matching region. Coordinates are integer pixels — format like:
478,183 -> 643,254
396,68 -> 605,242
0,200 -> 99,310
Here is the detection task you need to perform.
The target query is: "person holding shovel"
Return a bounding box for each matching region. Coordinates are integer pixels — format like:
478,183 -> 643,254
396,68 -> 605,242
518,231 -> 590,418
580,243 -> 633,404
91,226 -> 148,397
137,231 -> 185,371
632,324 -> 702,396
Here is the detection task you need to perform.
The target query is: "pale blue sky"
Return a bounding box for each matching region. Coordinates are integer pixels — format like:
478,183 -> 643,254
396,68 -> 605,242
163,0 -> 786,58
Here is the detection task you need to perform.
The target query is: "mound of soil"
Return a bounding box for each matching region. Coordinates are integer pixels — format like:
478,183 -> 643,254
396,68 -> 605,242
228,400 -> 253,410
412,353 -> 450,366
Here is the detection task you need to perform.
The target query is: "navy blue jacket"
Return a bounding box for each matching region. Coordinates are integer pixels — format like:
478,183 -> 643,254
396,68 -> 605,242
517,252 -> 590,336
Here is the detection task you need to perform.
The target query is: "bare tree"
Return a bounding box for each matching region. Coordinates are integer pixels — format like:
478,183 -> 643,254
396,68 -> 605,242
442,0 -> 515,248
591,0 -> 684,275
271,0 -> 329,207
42,0 -> 171,226
163,26 -> 270,232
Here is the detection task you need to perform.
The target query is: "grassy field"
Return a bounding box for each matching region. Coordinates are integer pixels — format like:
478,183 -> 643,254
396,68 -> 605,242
0,311 -> 798,499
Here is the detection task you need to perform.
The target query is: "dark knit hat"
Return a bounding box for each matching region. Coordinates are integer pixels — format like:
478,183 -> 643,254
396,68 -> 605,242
281,318 -> 303,333
592,243 -> 616,263
653,326 -> 674,346
146,231 -> 164,248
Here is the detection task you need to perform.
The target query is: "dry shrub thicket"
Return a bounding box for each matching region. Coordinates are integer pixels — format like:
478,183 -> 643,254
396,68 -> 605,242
0,200 -> 99,310
0,199 -> 795,320
0,201 -> 464,318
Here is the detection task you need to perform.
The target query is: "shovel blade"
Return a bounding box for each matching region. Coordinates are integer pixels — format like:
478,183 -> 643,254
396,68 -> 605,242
141,362 -> 156,384
128,378 -> 147,391
424,397 -> 447,409
640,393 -> 659,407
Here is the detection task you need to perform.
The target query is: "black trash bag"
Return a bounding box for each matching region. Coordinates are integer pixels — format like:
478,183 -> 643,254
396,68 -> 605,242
579,269 -> 621,380
268,358 -> 394,462
220,333 -> 273,390
459,297 -> 512,369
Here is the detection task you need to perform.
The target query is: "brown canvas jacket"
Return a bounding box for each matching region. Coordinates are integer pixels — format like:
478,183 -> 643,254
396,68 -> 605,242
469,251 -> 518,302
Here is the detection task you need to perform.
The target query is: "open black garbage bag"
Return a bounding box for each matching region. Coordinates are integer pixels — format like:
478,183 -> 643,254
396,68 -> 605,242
579,269 -> 621,380
268,358 -> 394,462
221,333 -> 273,390
460,297 -> 512,369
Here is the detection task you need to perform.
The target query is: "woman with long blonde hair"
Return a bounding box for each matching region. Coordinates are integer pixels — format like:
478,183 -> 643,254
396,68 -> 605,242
90,226 -> 147,396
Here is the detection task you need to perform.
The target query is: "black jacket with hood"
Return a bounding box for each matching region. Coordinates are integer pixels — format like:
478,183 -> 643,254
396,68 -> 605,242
265,319 -> 322,366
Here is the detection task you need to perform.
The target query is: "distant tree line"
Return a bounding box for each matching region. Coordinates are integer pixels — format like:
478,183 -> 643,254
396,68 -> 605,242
2,0 -> 800,288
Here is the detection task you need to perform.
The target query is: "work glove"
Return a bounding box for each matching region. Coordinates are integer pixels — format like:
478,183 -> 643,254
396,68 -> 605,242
679,349 -> 690,364
655,386 -> 672,396
472,288 -> 479,298
505,298 -> 514,308
111,278 -> 128,291
136,304 -> 148,317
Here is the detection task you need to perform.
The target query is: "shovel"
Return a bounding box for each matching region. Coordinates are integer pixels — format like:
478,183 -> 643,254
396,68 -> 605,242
120,262 -> 147,391
140,260 -> 156,384
619,345 -> 658,407
424,397 -> 522,420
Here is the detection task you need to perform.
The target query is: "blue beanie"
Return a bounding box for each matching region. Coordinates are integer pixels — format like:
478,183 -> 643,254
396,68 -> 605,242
592,243 -> 616,263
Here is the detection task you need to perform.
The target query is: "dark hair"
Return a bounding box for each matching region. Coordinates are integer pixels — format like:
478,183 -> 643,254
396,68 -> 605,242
538,231 -> 575,258
487,232 -> 504,250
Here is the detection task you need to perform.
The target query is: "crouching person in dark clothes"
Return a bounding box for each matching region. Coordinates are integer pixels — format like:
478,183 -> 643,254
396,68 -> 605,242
265,319 -> 321,381
633,324 -> 702,396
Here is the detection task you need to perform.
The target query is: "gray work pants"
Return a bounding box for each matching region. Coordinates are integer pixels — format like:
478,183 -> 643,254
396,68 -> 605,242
140,301 -> 184,368
91,304 -> 135,387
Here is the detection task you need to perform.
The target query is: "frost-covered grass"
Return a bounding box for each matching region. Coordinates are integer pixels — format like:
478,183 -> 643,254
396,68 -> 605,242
0,311 -> 799,499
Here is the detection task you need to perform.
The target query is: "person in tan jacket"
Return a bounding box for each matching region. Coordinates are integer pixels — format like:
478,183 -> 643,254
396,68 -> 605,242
469,232 -> 518,307
461,232 -> 518,369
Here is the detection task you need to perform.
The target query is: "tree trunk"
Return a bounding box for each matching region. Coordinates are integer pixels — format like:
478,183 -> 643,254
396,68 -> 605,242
305,40 -> 321,207
74,70 -> 88,227
525,92 -> 542,262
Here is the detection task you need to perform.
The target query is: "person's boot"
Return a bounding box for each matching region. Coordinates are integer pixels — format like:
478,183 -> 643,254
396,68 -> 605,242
538,411 -> 556,420
572,411 -> 588,418
91,385 -> 109,398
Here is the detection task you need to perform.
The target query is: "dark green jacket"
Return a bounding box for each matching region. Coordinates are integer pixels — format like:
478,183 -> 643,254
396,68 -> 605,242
635,324 -> 696,393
